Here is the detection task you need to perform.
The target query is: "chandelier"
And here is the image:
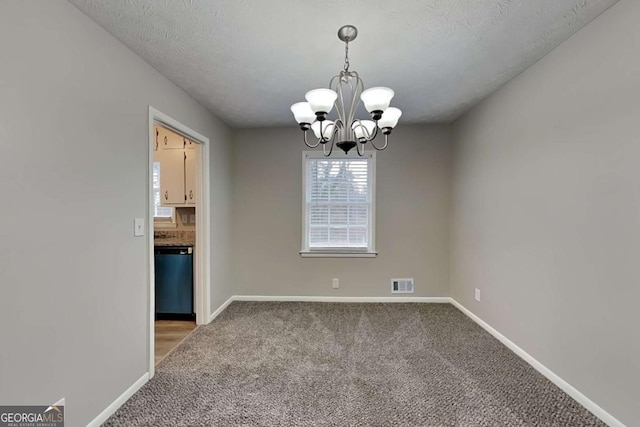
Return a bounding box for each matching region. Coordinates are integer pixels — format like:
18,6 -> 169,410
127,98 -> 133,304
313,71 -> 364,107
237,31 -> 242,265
291,25 -> 402,156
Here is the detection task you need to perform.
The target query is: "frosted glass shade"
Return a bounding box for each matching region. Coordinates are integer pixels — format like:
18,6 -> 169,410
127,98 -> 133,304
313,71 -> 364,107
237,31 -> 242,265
311,120 -> 335,140
291,102 -> 316,124
305,89 -> 337,114
360,87 -> 394,113
351,120 -> 376,140
378,107 -> 402,129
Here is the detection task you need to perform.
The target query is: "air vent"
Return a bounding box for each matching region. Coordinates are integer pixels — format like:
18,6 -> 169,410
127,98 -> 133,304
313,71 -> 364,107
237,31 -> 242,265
391,278 -> 414,294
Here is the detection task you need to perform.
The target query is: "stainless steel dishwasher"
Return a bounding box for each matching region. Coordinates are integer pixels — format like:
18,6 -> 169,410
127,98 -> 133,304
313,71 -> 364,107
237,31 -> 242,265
154,246 -> 194,320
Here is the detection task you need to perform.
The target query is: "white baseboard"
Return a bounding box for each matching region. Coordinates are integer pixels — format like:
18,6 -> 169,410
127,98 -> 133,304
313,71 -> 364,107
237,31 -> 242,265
86,373 -> 149,427
449,298 -> 624,427
208,296 -> 235,323
231,295 -> 450,303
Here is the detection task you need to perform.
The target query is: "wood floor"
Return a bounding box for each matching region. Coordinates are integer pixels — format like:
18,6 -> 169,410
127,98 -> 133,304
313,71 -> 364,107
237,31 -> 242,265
155,320 -> 196,365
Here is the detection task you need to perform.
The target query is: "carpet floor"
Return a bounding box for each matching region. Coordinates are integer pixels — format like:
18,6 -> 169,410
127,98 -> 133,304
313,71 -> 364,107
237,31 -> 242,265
104,302 -> 605,426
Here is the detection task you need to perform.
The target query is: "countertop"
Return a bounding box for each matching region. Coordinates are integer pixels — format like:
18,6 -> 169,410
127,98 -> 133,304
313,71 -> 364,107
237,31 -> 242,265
154,230 -> 195,247
154,239 -> 195,247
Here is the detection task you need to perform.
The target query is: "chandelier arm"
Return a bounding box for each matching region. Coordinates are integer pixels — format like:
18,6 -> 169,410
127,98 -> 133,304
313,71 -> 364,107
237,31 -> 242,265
322,140 -> 334,157
336,81 -> 345,123
321,124 -> 340,157
336,81 -> 347,127
364,122 -> 379,142
330,74 -> 346,123
355,141 -> 365,156
346,72 -> 364,127
370,133 -> 389,151
345,74 -> 354,125
332,116 -> 345,149
326,122 -> 340,145
353,118 -> 379,142
303,130 -> 322,148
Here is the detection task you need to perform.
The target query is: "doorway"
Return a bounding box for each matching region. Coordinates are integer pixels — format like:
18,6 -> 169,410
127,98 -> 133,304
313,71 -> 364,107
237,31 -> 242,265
154,319 -> 196,365
147,107 -> 211,377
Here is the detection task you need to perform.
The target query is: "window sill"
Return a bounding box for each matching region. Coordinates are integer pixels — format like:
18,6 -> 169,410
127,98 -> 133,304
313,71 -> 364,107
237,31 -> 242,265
300,251 -> 378,258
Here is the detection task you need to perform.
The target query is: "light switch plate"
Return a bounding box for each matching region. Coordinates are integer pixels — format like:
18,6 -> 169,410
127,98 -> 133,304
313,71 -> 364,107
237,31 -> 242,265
189,214 -> 196,224
181,214 -> 189,224
134,218 -> 145,237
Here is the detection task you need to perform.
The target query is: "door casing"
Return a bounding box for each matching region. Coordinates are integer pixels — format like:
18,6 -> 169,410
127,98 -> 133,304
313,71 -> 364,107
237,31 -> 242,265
147,106 -> 211,378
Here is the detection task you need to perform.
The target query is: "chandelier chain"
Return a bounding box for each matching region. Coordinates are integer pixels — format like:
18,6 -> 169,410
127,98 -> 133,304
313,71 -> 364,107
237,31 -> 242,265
343,40 -> 350,72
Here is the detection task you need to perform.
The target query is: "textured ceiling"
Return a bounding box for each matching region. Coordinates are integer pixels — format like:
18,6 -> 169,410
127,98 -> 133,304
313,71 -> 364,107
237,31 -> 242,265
68,0 -> 616,128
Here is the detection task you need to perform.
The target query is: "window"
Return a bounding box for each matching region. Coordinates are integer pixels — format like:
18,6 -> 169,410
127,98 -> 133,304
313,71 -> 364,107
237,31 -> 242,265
301,151 -> 376,257
153,162 -> 175,223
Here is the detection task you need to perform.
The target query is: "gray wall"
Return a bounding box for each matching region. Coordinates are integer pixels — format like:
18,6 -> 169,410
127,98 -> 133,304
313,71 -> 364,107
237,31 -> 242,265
0,2 -> 232,425
2,0 -> 635,425
231,125 -> 452,297
450,0 -> 639,424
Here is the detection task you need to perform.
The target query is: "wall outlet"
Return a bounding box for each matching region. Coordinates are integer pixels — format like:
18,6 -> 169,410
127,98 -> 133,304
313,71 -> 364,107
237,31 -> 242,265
475,288 -> 481,302
181,214 -> 189,224
332,278 -> 339,289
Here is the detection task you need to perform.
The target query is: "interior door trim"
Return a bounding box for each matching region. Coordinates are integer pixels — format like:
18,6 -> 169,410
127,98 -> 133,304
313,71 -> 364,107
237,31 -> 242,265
147,106 -> 211,378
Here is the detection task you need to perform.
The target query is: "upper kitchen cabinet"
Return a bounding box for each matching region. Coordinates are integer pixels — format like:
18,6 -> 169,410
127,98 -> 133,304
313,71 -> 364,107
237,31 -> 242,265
185,149 -> 196,205
153,125 -> 198,207
159,149 -> 187,205
157,125 -> 185,150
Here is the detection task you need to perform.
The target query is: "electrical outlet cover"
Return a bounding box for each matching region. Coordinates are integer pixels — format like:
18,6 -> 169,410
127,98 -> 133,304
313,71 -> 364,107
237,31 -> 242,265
134,217 -> 145,237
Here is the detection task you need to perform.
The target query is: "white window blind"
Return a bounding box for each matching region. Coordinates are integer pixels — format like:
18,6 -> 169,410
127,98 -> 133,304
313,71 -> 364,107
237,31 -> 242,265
303,152 -> 375,254
153,162 -> 174,219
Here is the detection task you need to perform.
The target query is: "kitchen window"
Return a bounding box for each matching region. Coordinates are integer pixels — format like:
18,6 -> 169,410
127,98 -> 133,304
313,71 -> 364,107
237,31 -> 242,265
153,161 -> 175,225
301,151 -> 376,257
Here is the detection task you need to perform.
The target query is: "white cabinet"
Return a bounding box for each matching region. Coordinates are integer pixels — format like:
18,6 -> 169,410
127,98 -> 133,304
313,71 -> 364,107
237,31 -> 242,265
154,125 -> 198,206
185,149 -> 197,205
157,126 -> 185,150
160,149 -> 187,204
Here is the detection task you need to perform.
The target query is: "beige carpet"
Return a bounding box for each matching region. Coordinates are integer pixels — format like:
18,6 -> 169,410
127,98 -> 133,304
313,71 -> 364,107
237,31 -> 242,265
104,302 -> 604,426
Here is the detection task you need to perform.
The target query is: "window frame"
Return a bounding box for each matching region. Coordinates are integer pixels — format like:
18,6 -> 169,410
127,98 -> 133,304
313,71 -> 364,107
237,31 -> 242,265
300,150 -> 377,258
152,161 -> 177,228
